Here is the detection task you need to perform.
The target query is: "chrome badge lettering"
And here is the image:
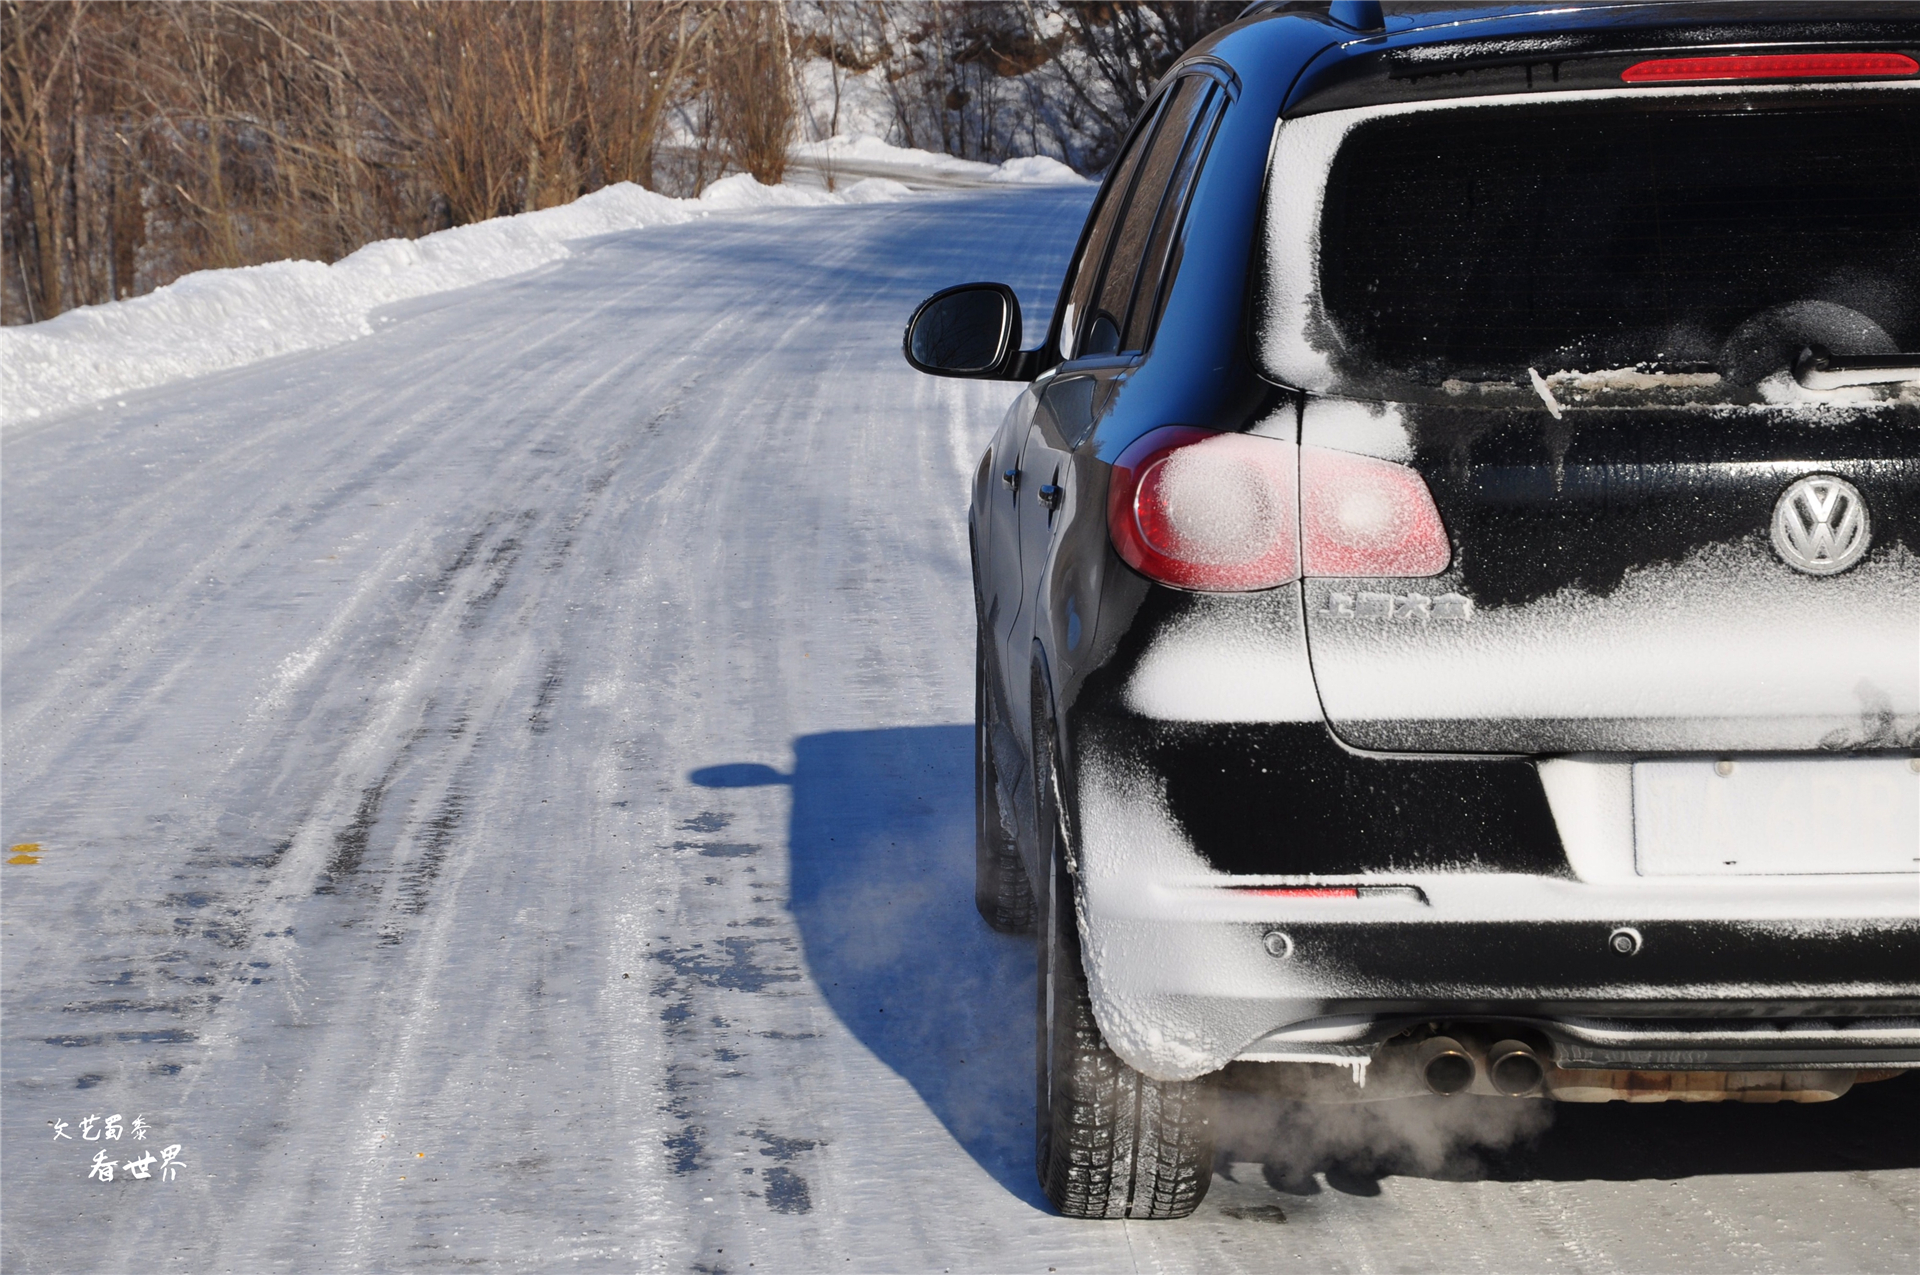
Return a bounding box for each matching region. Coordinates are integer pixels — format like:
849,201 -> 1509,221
1772,475 -> 1870,576
1319,591 -> 1473,620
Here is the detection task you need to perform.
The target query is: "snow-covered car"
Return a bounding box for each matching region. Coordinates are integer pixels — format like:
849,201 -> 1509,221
904,0 -> 1920,1220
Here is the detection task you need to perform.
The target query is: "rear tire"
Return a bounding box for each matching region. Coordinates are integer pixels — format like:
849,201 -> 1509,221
1033,733 -> 1214,1219
975,621 -> 1034,933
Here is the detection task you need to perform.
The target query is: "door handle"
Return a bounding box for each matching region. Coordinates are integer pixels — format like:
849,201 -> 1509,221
1002,467 -> 1018,489
1039,483 -> 1062,511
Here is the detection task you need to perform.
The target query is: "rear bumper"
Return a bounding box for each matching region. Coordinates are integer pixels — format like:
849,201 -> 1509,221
1068,738 -> 1920,1080
1080,887 -> 1920,1079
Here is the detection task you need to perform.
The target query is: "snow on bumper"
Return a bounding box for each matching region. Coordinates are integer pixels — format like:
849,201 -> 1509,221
1070,748 -> 1920,1082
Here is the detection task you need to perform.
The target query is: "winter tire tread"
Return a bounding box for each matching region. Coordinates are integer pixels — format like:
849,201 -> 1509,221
1032,678 -> 1212,1220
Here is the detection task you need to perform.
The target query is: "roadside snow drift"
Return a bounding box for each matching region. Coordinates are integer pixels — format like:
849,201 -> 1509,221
0,150 -> 1065,428
1,175 -> 919,426
793,134 -> 1088,186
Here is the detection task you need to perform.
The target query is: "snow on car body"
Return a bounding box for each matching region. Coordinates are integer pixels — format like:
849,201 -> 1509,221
903,0 -> 1920,1220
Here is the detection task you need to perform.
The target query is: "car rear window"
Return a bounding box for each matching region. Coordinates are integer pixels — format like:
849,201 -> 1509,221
1313,90 -> 1920,399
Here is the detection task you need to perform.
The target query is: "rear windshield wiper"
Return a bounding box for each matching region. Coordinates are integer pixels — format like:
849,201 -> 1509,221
1794,346 -> 1920,390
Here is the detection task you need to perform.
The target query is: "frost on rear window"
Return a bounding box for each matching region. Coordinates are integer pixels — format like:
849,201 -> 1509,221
1266,88 -> 1920,408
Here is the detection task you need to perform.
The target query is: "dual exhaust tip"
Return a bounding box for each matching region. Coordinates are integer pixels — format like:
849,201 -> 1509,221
1413,1036 -> 1545,1097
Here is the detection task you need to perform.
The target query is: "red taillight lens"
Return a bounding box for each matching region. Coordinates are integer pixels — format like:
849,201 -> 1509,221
1109,432 -> 1449,589
1108,426 -> 1300,592
1299,446 -> 1450,577
1622,52 -> 1919,83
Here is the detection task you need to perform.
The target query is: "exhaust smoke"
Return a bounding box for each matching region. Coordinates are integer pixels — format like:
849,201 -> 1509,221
1213,1084 -> 1554,1193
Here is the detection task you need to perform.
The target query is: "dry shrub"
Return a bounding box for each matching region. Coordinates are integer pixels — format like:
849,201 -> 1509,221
706,2 -> 795,187
375,0 -> 711,222
2,0 -> 713,323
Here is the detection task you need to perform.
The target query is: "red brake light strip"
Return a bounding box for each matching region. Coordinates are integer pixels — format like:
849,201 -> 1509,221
1232,885 -> 1427,902
1622,52 -> 1919,83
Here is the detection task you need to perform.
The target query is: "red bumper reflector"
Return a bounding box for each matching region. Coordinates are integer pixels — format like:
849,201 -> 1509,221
1230,885 -> 1429,903
1622,52 -> 1919,83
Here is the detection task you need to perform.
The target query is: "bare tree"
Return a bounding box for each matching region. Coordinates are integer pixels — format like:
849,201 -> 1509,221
792,2 -> 1235,172
2,0 -> 82,319
1047,1 -> 1242,166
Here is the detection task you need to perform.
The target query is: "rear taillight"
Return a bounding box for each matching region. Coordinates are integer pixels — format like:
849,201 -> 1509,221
1622,52 -> 1919,83
1108,431 -> 1450,589
1299,446 -> 1450,578
1108,427 -> 1299,591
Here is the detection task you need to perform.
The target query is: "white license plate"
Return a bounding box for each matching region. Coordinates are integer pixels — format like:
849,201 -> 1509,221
1634,757 -> 1919,876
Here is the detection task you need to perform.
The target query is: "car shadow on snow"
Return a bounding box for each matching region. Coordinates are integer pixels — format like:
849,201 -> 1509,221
692,726 -> 1049,1210
695,730 -> 1920,1212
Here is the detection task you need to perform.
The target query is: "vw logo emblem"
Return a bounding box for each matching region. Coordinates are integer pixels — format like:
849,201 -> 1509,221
1771,475 -> 1871,575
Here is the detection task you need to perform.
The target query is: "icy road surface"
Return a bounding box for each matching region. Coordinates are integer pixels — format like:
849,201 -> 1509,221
5,187 -> 1917,1273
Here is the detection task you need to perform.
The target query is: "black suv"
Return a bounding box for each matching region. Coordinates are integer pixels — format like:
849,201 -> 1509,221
905,0 -> 1920,1220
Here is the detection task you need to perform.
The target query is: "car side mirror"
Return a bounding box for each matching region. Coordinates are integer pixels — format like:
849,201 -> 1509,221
903,283 -> 1033,380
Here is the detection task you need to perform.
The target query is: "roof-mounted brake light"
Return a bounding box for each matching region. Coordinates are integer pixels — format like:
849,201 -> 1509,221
1621,52 -> 1919,84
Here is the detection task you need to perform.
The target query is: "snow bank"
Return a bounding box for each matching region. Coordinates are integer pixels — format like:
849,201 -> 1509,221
792,134 -> 1089,186
1,173 -> 909,426
695,171 -> 911,209
986,154 -> 1086,185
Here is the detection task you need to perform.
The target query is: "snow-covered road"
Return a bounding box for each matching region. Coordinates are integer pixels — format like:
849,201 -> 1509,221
4,188 -> 1916,1273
